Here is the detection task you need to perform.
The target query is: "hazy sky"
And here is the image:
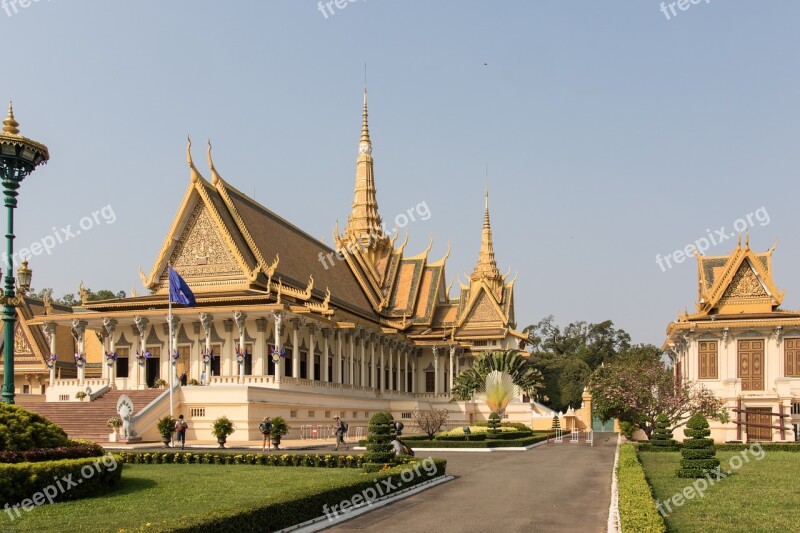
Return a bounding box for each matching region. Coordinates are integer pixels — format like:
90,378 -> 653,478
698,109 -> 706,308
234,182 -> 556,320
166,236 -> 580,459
2,1 -> 799,346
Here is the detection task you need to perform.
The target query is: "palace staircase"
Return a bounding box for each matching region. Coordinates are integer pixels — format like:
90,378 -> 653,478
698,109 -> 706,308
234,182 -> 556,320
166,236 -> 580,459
15,389 -> 164,443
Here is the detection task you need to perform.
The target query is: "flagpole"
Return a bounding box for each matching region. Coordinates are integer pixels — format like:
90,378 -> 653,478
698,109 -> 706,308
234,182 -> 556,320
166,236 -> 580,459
168,265 -> 174,420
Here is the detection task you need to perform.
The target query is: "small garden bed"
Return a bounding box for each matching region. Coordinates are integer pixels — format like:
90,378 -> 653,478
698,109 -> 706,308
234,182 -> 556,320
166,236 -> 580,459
360,432 -> 553,448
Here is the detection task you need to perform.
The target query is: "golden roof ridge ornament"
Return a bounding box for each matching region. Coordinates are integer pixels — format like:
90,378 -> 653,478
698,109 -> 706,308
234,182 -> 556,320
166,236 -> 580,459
3,102 -> 20,135
186,135 -> 202,183
470,179 -> 502,282
207,139 -> 222,185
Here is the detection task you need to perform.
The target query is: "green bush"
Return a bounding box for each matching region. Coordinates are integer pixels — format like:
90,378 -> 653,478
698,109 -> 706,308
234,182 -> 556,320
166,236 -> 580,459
472,421 -> 532,431
0,404 -> 70,451
0,454 -> 123,504
650,414 -> 678,452
617,444 -> 666,533
487,413 -> 501,438
364,412 -> 395,470
619,421 -> 637,439
0,442 -> 105,463
118,451 -> 366,469
126,458 -> 447,532
434,433 -> 487,442
715,442 -> 800,452
677,413 -> 719,478
367,433 -> 552,449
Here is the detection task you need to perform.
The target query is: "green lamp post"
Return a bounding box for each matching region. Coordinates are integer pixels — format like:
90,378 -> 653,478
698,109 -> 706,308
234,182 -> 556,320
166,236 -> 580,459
0,102 -> 48,404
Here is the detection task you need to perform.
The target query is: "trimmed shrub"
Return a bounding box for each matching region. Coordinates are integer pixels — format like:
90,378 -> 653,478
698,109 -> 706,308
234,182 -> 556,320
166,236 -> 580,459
619,421 -> 637,439
617,444 -> 666,533
650,414 -> 677,451
551,415 -> 561,431
472,421 -> 532,431
0,403 -> 70,451
364,433 -> 553,449
118,451 -> 366,469
364,412 -> 395,472
0,442 -> 105,464
0,454 -> 123,504
677,413 -> 719,478
487,413 -> 501,438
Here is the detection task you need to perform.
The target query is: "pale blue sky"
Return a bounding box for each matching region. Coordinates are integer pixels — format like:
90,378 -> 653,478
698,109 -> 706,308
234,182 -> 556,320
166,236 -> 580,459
2,1 -> 799,346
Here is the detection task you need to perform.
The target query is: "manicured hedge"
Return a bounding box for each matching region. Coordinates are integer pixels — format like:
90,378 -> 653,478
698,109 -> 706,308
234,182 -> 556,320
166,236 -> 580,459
716,442 -> 800,452
0,454 -> 123,505
617,444 -> 666,533
472,421 -> 532,431
131,458 -> 448,532
434,430 -> 532,441
379,433 -> 552,449
0,442 -> 106,464
432,433 -> 487,442
119,451 -> 365,468
0,403 -> 70,451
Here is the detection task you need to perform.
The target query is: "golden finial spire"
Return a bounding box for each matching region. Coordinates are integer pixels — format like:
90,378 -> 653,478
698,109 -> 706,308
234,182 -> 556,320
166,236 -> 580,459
471,175 -> 501,282
3,102 -> 20,135
186,135 -> 200,183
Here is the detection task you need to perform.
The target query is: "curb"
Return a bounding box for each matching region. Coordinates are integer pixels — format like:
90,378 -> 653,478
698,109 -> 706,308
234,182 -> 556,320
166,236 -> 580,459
353,439 -> 550,453
607,434 -> 622,533
279,475 -> 454,532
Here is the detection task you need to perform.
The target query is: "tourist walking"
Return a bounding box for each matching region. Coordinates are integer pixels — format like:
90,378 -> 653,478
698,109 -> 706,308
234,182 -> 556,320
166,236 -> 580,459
259,416 -> 273,452
333,415 -> 348,450
179,371 -> 188,386
175,414 -> 188,450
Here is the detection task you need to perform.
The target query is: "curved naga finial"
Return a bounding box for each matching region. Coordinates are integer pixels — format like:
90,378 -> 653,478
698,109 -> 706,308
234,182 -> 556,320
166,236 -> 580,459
138,266 -> 149,286
187,135 -> 201,183
207,139 -> 222,185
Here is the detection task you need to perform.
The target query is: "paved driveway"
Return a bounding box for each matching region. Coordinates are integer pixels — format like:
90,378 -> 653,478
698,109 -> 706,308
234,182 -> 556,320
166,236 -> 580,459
326,432 -> 618,533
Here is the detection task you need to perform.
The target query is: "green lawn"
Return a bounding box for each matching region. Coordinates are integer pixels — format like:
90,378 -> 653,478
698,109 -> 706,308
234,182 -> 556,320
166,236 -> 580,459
2,464 -> 370,532
639,451 -> 800,533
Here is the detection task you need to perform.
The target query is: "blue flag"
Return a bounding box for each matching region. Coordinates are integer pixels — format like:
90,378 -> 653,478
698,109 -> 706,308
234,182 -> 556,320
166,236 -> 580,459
168,266 -> 196,307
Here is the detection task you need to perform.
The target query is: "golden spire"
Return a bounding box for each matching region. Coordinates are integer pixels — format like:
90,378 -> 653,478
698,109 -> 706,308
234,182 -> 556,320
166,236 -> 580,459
471,179 -> 502,282
3,102 -> 20,135
343,85 -> 387,248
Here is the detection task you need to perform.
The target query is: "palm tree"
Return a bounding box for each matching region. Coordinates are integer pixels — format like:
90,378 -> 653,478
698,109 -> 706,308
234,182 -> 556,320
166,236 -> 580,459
452,350 -> 544,402
475,371 -> 517,415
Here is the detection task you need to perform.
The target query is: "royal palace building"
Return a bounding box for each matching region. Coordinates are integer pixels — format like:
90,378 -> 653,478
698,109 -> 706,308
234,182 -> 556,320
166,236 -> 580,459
1,91 -> 538,442
666,236 -> 800,442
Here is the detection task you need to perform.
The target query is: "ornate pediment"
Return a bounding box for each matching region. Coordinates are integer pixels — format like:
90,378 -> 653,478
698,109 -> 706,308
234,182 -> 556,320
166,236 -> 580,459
462,290 -> 503,325
14,323 -> 34,355
721,261 -> 769,299
169,202 -> 241,279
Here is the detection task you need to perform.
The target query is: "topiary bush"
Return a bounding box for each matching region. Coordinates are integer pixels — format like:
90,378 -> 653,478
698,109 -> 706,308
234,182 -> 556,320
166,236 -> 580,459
0,403 -> 70,451
551,415 -> 561,431
364,412 -> 395,472
650,414 -> 677,451
677,413 -> 719,478
487,413 -> 501,439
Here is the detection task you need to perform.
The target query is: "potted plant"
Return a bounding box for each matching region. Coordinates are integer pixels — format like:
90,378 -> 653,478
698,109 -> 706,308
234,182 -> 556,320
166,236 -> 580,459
154,378 -> 168,389
157,415 -> 176,447
107,416 -> 122,442
269,416 -> 289,449
211,416 -> 235,448
75,391 -> 87,402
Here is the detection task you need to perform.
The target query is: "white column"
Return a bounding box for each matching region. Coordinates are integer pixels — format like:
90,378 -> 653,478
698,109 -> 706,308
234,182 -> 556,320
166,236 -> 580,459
321,328 -> 331,383
449,346 -> 456,395
72,319 -> 88,385
379,339 -> 385,392
412,351 -> 417,393
234,312 -> 246,383
360,334 -> 367,387
434,345 -> 440,395
273,311 -> 283,384
349,332 -> 356,386
104,319 -> 118,388
388,342 -> 394,391
335,330 -> 343,384
404,347 -> 409,393
200,313 -> 213,382
290,319 -> 301,379
43,322 -> 57,385
308,323 -> 317,382
255,318 -> 267,376
370,335 -> 376,389
222,319 -> 234,377
134,317 -> 148,390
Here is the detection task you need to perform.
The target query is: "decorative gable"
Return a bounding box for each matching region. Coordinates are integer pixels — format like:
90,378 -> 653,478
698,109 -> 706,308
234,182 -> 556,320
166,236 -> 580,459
721,261 -> 769,300
169,202 -> 241,279
463,290 -> 503,325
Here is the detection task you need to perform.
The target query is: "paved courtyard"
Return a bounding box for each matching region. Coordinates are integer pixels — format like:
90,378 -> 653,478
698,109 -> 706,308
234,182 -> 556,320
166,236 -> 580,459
326,432 -> 618,533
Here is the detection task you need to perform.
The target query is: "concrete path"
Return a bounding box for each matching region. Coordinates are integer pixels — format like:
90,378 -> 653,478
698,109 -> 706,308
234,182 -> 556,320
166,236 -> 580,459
325,432 -> 618,533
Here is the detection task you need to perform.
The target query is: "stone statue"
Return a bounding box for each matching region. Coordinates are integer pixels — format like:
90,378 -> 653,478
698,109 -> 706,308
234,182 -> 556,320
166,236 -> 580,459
116,394 -> 136,439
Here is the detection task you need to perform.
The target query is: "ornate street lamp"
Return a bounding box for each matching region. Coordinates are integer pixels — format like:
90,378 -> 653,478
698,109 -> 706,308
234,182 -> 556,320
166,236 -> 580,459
0,103 -> 48,404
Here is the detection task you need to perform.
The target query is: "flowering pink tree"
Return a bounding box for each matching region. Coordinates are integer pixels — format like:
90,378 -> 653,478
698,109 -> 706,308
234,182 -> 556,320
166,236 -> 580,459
589,345 -> 729,439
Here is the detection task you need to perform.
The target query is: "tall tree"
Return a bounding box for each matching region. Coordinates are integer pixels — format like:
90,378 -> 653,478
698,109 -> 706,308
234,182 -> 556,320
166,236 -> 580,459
589,344 -> 729,438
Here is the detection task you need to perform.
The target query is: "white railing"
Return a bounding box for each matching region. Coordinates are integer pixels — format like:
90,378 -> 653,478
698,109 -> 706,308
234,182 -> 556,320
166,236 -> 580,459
554,428 -> 564,443
571,428 -> 580,443
587,430 -> 594,447
46,378 -> 110,402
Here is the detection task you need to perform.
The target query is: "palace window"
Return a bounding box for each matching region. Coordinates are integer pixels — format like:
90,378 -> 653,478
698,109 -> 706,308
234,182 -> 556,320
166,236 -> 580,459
190,408 -> 205,418
698,340 -> 718,379
290,410 -> 297,418
325,411 -> 331,419
308,410 -> 315,418
791,403 -> 800,415
785,338 -> 800,377
401,412 -> 412,419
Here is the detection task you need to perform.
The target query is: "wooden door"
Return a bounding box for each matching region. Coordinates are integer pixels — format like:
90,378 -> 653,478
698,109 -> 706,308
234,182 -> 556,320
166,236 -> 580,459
738,340 -> 764,391
746,407 -> 772,442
